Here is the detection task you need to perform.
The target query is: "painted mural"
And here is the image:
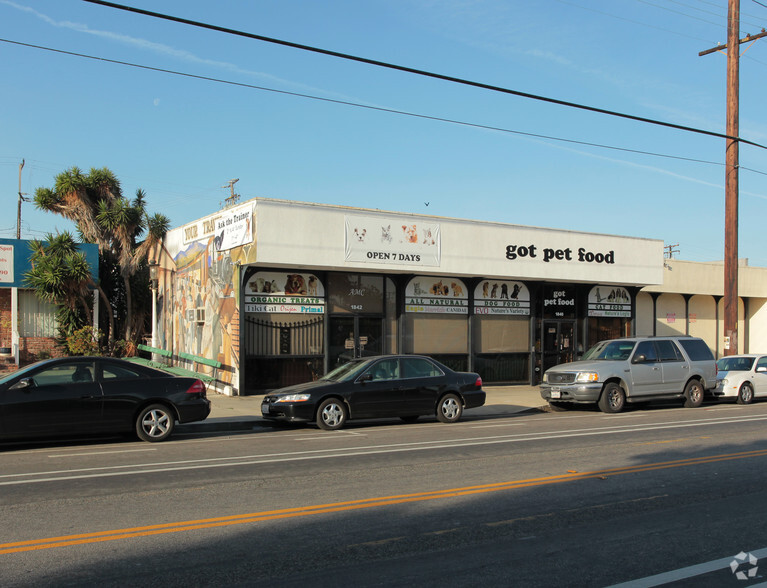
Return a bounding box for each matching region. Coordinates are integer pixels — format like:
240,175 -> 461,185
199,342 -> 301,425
158,202 -> 258,393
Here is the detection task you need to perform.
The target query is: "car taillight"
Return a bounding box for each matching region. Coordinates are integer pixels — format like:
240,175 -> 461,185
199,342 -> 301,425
186,379 -> 206,396
475,376 -> 483,388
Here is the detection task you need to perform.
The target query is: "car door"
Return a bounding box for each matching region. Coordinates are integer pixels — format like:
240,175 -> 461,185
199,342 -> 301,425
399,357 -> 447,415
752,356 -> 767,397
657,339 -> 688,393
0,360 -> 103,437
347,358 -> 404,418
98,359 -> 154,429
629,341 -> 663,397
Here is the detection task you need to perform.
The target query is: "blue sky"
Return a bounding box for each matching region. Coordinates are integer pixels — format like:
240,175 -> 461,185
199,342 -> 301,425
2,0 -> 767,265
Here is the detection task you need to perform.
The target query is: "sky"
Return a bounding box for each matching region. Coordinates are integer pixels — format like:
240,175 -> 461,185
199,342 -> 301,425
1,0 -> 767,266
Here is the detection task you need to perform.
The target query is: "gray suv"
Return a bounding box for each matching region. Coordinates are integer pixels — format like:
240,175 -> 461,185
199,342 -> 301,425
540,336 -> 717,413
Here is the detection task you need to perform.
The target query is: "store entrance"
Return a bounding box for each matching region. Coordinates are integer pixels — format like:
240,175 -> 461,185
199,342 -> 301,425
541,320 -> 576,374
329,316 -> 383,368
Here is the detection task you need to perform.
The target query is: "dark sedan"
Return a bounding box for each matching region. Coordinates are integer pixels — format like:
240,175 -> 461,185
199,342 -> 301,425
261,355 -> 485,430
0,356 -> 210,443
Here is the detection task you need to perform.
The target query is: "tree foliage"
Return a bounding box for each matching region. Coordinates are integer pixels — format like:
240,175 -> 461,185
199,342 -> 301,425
33,167 -> 170,346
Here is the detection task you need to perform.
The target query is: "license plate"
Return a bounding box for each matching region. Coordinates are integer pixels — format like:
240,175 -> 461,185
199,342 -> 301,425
261,402 -> 270,414
550,388 -> 561,399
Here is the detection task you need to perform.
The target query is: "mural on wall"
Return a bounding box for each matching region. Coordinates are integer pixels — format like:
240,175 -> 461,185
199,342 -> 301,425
405,276 -> 468,314
474,280 -> 530,315
159,202 -> 258,389
587,285 -> 632,317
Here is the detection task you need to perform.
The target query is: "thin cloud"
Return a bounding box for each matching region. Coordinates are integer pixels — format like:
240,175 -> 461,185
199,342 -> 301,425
1,0 -> 357,100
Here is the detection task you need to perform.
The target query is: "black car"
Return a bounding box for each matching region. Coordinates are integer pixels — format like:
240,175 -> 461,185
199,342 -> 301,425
0,356 -> 211,443
261,355 -> 485,430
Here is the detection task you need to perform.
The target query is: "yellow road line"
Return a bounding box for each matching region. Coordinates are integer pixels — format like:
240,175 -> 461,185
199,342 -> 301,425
3,447 -> 767,555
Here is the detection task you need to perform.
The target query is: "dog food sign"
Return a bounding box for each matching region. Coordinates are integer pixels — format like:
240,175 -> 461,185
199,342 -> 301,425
344,216 -> 441,267
474,280 -> 530,315
405,277 -> 468,314
244,271 -> 325,314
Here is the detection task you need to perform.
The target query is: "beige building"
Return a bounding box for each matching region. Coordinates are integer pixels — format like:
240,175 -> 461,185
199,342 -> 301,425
153,198 -> 765,395
639,258 -> 767,358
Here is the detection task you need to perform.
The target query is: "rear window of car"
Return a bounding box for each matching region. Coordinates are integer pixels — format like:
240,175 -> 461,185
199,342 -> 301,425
678,339 -> 715,361
656,340 -> 684,362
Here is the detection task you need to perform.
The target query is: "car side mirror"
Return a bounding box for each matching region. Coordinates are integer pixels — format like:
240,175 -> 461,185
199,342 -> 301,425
632,354 -> 647,364
9,378 -> 33,390
358,373 -> 372,383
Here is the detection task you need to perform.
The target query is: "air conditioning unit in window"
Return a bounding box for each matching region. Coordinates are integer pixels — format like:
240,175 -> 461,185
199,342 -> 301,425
186,309 -> 195,322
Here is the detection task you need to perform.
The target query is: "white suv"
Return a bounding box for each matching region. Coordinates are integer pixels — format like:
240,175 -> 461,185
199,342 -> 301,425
540,336 -> 717,413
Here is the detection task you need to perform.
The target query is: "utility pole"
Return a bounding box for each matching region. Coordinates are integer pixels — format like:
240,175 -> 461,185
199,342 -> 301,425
222,178 -> 240,208
17,159 -> 28,239
699,2 -> 767,356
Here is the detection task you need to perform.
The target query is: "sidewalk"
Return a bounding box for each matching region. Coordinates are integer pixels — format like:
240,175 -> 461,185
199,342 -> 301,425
180,385 -> 546,433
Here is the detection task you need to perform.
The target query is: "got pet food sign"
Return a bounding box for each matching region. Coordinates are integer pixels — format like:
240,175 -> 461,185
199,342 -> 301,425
474,280 -> 530,315
405,277 -> 468,314
344,216 -> 441,267
244,271 -> 325,314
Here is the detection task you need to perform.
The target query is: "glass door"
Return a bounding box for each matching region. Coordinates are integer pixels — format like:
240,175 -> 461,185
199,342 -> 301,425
329,316 -> 383,368
541,320 -> 575,374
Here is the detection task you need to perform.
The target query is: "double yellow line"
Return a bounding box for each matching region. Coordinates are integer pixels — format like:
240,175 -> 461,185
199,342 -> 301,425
3,447 -> 767,555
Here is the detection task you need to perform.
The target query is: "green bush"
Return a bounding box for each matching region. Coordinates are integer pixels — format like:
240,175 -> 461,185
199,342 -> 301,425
65,326 -> 103,356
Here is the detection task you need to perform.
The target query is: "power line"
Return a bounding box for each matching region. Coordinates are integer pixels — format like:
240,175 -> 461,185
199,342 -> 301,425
0,37 -> 747,173
81,0 -> 767,151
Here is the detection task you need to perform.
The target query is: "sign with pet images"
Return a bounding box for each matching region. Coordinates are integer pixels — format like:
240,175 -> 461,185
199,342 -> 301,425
474,280 -> 530,315
344,216 -> 441,267
213,204 -> 253,251
244,271 -> 325,314
587,285 -> 631,317
405,277 -> 468,314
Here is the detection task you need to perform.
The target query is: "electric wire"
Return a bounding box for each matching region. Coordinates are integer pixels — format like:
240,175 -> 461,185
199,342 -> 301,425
0,37 -> 741,173
80,0 -> 767,150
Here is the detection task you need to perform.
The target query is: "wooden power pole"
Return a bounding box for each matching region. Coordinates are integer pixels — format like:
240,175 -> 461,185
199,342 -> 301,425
699,1 -> 767,356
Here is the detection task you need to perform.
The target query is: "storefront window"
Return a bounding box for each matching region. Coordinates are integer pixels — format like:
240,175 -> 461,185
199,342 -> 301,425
473,316 -> 530,383
327,273 -> 384,314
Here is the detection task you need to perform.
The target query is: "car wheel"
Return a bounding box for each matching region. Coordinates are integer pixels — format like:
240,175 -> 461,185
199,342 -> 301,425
400,415 -> 420,423
436,393 -> 463,423
683,380 -> 704,408
548,401 -> 570,412
316,398 -> 347,430
136,404 -> 175,442
737,382 -> 754,405
598,383 -> 625,413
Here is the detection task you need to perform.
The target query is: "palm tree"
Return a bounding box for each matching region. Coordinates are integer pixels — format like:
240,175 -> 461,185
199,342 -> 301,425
34,167 -> 170,345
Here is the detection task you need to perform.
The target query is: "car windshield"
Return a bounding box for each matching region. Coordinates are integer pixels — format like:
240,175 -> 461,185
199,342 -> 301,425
717,356 -> 754,372
320,359 -> 376,382
0,359 -> 54,385
581,340 -> 636,361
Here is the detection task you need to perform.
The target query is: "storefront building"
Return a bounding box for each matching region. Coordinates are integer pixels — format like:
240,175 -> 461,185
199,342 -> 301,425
156,198 -> 671,395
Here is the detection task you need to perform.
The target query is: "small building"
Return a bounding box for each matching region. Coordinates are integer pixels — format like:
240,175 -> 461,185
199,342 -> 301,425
155,197 -> 767,396
0,238 -> 99,367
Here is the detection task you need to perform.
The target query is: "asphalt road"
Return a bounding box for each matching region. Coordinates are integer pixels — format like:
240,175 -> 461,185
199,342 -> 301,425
3,402 -> 767,587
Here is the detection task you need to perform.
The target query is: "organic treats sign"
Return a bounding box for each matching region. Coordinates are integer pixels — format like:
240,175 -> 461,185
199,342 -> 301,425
244,271 -> 325,314
344,216 -> 441,266
474,280 -> 530,315
405,276 -> 468,314
588,285 -> 631,317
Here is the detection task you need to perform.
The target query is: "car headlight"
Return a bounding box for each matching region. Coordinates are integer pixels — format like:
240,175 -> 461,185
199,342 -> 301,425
274,394 -> 311,403
575,372 -> 599,383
